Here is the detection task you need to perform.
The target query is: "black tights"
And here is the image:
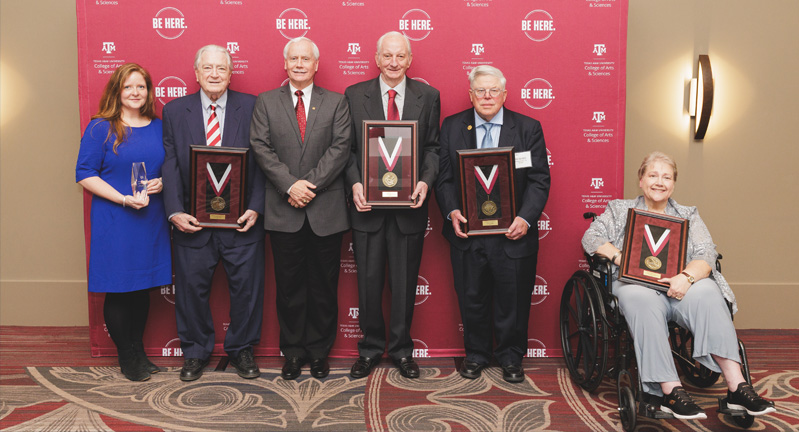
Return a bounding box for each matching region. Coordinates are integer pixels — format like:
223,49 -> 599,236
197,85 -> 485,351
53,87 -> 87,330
103,290 -> 151,352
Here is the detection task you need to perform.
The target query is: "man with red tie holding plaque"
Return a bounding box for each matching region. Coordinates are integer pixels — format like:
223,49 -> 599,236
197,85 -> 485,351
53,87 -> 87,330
435,65 -> 550,383
162,45 -> 265,382
344,31 -> 441,379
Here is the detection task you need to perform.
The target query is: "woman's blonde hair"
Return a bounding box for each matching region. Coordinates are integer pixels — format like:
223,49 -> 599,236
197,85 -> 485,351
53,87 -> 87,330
637,151 -> 678,181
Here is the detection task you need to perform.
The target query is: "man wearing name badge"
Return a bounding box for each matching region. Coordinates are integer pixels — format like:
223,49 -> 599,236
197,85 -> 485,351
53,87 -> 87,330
434,65 -> 550,383
162,44 -> 266,382
344,31 -> 440,379
250,37 -> 352,381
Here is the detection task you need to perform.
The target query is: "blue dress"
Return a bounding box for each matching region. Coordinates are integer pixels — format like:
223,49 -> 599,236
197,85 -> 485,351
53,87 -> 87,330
76,119 -> 172,293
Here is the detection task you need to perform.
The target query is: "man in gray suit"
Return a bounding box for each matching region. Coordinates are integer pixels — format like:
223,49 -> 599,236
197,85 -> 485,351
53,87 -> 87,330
344,31 -> 440,379
250,37 -> 352,381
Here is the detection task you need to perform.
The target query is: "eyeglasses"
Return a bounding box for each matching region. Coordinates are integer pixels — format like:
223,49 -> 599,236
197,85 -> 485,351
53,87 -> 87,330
471,88 -> 503,98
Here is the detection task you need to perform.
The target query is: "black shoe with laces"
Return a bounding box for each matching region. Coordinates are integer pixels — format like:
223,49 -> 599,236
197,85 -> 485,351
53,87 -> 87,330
727,382 -> 776,416
229,347 -> 260,379
661,386 -> 707,420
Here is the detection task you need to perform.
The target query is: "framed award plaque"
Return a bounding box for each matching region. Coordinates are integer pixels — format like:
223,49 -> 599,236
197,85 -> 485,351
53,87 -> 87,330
457,147 -> 516,235
189,146 -> 248,229
619,208 -> 689,292
362,120 -> 418,207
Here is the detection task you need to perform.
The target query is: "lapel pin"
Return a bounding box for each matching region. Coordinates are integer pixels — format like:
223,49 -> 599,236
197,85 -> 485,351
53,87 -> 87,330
467,125 -> 473,130
312,107 -> 316,110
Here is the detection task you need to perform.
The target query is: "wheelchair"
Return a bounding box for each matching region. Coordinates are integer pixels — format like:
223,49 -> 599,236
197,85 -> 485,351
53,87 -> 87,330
559,213 -> 756,431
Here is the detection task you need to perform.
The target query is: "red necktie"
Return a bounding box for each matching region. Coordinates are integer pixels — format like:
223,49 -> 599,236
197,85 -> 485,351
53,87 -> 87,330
387,89 -> 399,121
295,90 -> 306,141
206,104 -> 221,146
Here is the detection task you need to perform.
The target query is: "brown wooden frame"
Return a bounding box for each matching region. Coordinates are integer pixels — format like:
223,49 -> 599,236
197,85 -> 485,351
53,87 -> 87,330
457,147 -> 516,236
189,146 -> 248,229
619,208 -> 689,292
362,120 -> 418,207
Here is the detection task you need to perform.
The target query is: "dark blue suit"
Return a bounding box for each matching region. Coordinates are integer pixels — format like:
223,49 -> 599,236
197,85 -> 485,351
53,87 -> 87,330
162,89 -> 266,359
435,107 -> 550,366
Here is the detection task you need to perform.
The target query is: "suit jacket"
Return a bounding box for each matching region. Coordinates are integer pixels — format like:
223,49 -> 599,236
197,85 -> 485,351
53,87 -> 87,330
343,77 -> 441,234
250,84 -> 351,237
434,107 -> 551,258
162,89 -> 265,248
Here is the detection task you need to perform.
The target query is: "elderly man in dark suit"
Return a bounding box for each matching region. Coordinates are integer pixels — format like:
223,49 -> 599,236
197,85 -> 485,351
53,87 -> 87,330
250,37 -> 352,381
344,31 -> 440,379
162,44 -> 265,382
435,65 -> 550,383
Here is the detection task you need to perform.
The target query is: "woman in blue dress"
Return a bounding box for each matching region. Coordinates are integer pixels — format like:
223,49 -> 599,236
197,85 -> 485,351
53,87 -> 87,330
76,63 -> 172,381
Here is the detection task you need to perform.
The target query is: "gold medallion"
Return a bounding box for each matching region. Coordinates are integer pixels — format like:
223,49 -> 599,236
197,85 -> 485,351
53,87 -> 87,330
210,196 -> 226,211
644,256 -> 662,271
382,171 -> 398,188
481,200 -> 497,216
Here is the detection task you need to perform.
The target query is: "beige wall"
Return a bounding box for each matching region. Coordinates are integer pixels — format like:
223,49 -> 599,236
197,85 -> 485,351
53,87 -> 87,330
1,0 -> 797,327
625,1 -> 799,328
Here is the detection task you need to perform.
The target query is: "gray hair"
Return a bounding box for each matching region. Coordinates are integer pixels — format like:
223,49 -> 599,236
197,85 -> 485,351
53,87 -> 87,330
468,65 -> 507,90
376,31 -> 412,55
283,37 -> 320,60
194,44 -> 233,70
637,151 -> 678,181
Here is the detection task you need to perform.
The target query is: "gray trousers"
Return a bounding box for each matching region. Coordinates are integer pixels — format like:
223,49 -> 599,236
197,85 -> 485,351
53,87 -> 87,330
614,278 -> 740,396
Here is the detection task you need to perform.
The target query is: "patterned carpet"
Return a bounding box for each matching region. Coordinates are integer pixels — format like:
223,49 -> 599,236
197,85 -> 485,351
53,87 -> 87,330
1,327 -> 798,431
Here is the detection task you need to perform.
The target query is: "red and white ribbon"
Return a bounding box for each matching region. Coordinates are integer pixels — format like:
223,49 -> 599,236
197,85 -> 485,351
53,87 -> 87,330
474,165 -> 498,194
206,163 -> 232,197
644,224 -> 671,256
378,137 -> 402,172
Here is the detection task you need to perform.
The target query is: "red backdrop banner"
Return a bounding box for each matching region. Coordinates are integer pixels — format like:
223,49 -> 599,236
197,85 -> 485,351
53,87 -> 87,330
77,0 -> 627,359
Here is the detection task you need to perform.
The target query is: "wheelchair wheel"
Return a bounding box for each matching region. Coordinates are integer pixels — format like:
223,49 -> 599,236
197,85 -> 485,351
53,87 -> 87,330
560,270 -> 608,392
670,326 -> 720,388
732,413 -> 755,428
618,385 -> 637,432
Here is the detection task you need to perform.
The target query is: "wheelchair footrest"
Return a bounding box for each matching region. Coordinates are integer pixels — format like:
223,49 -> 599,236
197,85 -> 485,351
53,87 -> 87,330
639,401 -> 674,419
718,397 -> 748,417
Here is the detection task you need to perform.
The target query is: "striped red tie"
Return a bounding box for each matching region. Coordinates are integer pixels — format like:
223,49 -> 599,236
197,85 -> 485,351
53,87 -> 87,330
206,104 -> 221,146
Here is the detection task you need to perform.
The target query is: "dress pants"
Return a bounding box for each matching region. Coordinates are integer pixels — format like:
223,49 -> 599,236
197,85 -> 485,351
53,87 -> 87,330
450,235 -> 537,366
353,214 -> 424,360
615,278 -> 740,396
269,218 -> 343,359
174,231 -> 265,359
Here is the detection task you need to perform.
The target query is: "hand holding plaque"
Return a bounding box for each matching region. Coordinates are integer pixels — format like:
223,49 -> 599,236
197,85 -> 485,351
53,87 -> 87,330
457,147 -> 516,235
189,146 -> 248,228
618,208 -> 689,291
362,120 -> 418,207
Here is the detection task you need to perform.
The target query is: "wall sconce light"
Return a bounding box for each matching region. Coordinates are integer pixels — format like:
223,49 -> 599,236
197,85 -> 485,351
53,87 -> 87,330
689,54 -> 714,140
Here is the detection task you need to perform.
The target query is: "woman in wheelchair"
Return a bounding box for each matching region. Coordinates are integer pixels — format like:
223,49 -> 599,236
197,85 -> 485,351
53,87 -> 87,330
581,151 -> 775,420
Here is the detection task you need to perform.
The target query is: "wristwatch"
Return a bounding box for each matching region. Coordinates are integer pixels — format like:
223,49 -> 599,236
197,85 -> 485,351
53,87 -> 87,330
680,271 -> 695,284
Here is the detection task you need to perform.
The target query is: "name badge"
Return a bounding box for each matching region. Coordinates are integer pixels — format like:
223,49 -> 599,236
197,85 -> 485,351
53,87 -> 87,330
515,151 -> 532,168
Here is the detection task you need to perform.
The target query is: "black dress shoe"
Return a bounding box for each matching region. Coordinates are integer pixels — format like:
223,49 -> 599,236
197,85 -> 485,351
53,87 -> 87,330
229,348 -> 260,379
393,357 -> 420,379
180,358 -> 210,382
501,364 -> 525,383
458,360 -> 486,380
281,357 -> 305,380
310,358 -> 330,379
350,356 -> 380,379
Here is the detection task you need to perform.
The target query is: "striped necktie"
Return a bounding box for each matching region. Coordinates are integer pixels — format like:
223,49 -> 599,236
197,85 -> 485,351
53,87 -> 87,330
206,104 -> 221,146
